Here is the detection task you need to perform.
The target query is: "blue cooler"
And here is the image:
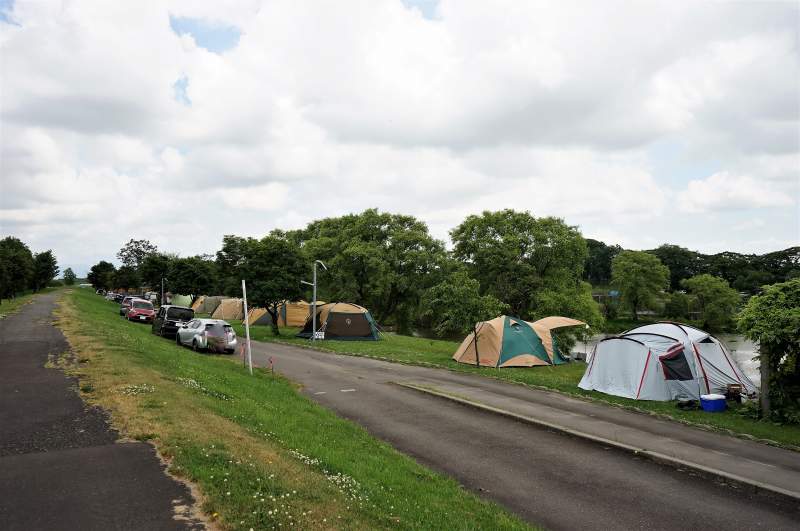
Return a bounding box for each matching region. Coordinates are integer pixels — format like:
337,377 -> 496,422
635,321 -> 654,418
700,394 -> 727,412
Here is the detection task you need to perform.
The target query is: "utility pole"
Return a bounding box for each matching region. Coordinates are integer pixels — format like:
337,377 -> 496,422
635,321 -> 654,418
302,260 -> 327,342
241,279 -> 253,375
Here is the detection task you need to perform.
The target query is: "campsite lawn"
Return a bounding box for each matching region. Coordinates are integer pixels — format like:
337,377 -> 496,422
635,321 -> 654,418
232,323 -> 800,449
57,289 -> 531,531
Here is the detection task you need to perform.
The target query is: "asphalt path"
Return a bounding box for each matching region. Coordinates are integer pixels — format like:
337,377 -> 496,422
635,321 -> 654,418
247,340 -> 800,531
0,292 -> 203,530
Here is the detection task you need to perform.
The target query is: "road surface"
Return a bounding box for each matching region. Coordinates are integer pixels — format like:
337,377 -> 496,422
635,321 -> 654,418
0,292 -> 203,530
246,339 -> 800,530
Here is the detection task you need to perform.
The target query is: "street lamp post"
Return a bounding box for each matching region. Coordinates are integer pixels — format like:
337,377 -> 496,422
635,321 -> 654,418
301,260 -> 327,342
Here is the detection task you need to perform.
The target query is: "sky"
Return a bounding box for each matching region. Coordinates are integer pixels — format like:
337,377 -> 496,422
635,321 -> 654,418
1,0 -> 798,276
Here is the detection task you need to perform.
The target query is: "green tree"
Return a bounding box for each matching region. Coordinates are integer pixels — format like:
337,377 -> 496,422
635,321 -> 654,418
31,250 -> 59,291
584,239 -> 622,285
664,291 -> 691,320
421,270 -> 507,337
113,266 -> 140,291
290,209 -> 447,332
611,251 -> 669,320
87,261 -> 117,290
681,274 -> 739,331
139,253 -> 175,292
215,235 -> 251,296
235,235 -> 307,336
450,210 -> 589,320
0,237 -> 34,299
738,278 -> 800,422
63,268 -> 77,286
116,239 -> 158,269
648,244 -> 704,291
168,257 -> 218,304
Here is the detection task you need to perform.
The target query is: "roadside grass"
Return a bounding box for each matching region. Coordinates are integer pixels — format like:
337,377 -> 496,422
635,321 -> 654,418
57,289 -> 532,531
232,322 -> 800,449
0,287 -> 59,319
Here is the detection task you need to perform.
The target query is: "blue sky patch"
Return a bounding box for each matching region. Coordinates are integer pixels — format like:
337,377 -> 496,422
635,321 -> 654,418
173,76 -> 191,106
169,15 -> 241,53
401,0 -> 439,20
0,0 -> 17,24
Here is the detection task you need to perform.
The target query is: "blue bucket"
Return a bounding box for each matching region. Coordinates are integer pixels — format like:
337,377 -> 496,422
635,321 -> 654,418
700,394 -> 727,413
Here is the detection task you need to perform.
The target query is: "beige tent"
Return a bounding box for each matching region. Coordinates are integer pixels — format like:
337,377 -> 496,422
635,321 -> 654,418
452,316 -> 551,368
247,307 -> 269,324
211,298 -> 244,320
282,300 -> 325,327
528,316 -> 587,365
191,296 -> 206,311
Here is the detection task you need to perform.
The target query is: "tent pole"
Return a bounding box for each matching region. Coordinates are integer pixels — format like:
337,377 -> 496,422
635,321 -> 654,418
474,324 -> 480,367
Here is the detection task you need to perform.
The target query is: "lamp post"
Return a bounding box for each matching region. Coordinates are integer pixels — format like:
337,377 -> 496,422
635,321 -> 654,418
301,260 -> 327,342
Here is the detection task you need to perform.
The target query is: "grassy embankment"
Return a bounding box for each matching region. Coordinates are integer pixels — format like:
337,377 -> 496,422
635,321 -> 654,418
231,323 -> 800,449
57,289 -> 531,531
0,287 -> 59,319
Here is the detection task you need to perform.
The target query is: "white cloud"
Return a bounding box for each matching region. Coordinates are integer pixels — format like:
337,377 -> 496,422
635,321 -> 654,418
0,0 -> 798,274
678,171 -> 795,213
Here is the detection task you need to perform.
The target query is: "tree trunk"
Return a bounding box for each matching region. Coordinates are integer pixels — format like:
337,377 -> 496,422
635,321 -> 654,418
760,346 -> 770,418
266,306 -> 280,337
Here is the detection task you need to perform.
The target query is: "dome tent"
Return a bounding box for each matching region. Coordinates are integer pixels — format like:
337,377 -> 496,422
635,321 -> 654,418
296,303 -> 379,340
453,316 -> 551,368
578,322 -> 757,401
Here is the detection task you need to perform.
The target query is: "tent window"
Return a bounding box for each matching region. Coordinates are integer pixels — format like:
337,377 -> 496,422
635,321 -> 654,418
660,349 -> 693,381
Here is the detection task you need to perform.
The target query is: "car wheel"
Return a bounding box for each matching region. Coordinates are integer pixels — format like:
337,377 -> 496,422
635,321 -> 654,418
192,340 -> 199,352
176,334 -> 182,346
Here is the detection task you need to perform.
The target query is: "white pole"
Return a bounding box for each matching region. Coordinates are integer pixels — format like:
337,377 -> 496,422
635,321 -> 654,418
312,262 -> 317,342
241,279 -> 253,375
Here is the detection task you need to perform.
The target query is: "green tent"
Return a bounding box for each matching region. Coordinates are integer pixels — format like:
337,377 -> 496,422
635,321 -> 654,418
453,316 -> 550,367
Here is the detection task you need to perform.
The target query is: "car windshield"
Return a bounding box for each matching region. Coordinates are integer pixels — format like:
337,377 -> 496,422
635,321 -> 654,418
133,301 -> 153,309
166,307 -> 194,321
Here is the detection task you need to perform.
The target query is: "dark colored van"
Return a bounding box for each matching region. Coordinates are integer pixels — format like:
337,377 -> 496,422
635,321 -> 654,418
152,305 -> 194,337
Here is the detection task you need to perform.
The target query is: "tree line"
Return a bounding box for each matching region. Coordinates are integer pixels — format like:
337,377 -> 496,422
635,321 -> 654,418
0,237 -> 63,302
86,209 -> 799,338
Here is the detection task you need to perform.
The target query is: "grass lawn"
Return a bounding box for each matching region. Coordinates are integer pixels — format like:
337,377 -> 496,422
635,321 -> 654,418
0,287 -> 59,319
57,289 -> 531,531
231,322 -> 800,449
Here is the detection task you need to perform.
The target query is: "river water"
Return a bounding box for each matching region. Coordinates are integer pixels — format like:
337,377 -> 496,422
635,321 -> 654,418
578,333 -> 760,387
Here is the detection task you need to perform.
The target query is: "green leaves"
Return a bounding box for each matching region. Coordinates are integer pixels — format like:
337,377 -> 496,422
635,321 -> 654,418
681,274 -> 739,331
611,250 -> 669,320
421,271 -> 507,337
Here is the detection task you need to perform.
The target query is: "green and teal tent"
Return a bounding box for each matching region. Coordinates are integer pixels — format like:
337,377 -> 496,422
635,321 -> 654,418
453,316 -> 551,367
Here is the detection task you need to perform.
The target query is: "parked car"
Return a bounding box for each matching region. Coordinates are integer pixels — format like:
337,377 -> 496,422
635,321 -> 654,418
126,299 -> 155,323
119,296 -> 138,316
152,305 -> 195,337
176,318 -> 237,354
112,293 -> 125,302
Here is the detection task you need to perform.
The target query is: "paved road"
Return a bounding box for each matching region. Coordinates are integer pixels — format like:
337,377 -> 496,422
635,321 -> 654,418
0,292 -> 203,530
247,340 -> 800,531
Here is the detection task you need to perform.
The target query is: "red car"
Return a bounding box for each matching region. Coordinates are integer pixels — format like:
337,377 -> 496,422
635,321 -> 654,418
126,299 -> 155,323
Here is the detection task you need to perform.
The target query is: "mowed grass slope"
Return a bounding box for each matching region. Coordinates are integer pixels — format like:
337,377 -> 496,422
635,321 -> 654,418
58,289 -> 531,531
233,323 -> 800,448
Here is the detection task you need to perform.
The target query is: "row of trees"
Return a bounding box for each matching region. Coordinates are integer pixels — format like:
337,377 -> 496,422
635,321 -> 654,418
585,240 -> 799,293
0,237 -> 60,302
87,209 -> 797,339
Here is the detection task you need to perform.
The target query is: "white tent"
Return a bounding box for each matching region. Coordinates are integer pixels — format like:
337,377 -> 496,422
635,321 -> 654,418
579,322 -> 757,401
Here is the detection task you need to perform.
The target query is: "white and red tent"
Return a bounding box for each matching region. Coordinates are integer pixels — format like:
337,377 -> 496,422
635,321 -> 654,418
578,322 -> 757,401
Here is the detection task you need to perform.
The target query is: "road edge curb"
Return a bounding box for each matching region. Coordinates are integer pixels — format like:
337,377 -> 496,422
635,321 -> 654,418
394,381 -> 800,502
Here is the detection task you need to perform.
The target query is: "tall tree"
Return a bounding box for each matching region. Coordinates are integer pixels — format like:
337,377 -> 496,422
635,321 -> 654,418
139,253 -> 175,292
31,250 -> 59,291
584,239 -> 622,285
236,235 -> 307,336
681,274 -> 740,331
421,270 -> 507,337
215,235 -> 251,296
87,261 -> 116,290
113,266 -> 140,291
611,251 -> 669,320
450,210 -> 589,320
290,209 -> 447,331
63,268 -> 77,286
648,244 -> 703,291
168,257 -> 218,304
0,237 -> 34,299
738,278 -> 800,421
116,239 -> 158,269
